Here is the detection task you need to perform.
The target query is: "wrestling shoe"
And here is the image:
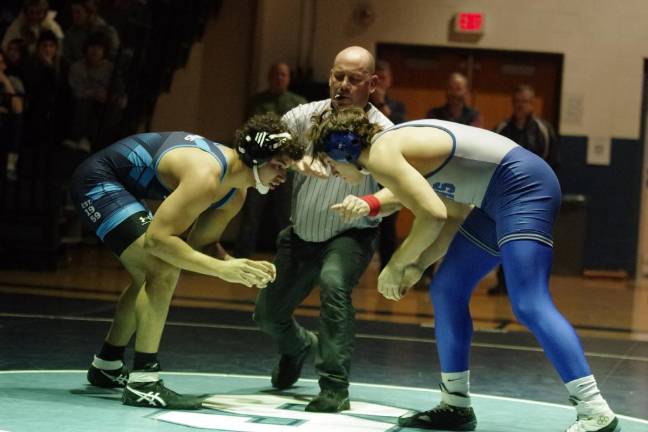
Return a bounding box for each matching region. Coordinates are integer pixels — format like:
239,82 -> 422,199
398,402 -> 477,431
122,380 -> 204,409
305,389 -> 350,412
87,362 -> 129,388
565,397 -> 621,432
271,331 -> 317,390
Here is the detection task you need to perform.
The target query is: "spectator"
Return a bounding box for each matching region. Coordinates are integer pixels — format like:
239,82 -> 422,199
427,72 -> 482,127
369,59 -> 406,269
233,62 -> 307,258
24,30 -> 69,148
0,49 -> 25,180
66,32 -> 123,152
63,0 -> 120,64
494,84 -> 559,168
488,84 -> 560,296
2,0 -> 64,54
4,38 -> 28,81
370,60 -> 406,124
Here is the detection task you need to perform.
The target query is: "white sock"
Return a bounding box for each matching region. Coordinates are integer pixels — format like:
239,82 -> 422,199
565,375 -> 601,402
441,371 -> 471,407
442,370 -> 470,395
128,371 -> 160,384
92,355 -> 123,370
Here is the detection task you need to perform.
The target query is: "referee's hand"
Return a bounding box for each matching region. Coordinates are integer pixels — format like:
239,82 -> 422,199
295,155 -> 330,178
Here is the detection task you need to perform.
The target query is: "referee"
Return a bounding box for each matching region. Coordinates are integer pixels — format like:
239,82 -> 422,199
253,46 -> 393,412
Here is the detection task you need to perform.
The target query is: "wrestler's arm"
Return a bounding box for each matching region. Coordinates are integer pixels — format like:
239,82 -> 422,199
144,154 -> 273,287
368,143 -> 448,299
415,198 -> 472,270
186,190 -> 246,260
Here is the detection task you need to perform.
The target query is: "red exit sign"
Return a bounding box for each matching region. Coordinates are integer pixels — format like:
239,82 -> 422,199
454,12 -> 485,34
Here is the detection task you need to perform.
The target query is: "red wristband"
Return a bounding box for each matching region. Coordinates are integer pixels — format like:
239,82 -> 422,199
360,194 -> 381,217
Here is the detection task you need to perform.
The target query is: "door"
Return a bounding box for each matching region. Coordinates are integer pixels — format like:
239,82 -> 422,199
377,43 -> 562,128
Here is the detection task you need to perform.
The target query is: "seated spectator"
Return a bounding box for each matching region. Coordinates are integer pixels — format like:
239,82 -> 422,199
2,0 -> 64,54
24,30 -> 70,148
0,50 -> 25,180
66,32 -> 123,152
4,38 -> 28,81
63,0 -> 119,64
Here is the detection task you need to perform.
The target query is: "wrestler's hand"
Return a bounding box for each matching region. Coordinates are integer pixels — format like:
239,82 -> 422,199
218,259 -> 276,288
330,195 -> 370,222
295,155 -> 330,178
378,263 -> 406,301
399,264 -> 424,295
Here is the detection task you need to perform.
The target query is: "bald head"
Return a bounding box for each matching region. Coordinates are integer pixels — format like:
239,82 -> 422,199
329,46 -> 377,109
333,46 -> 375,74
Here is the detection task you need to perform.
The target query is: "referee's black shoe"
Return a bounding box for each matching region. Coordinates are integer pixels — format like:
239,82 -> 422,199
271,331 -> 318,390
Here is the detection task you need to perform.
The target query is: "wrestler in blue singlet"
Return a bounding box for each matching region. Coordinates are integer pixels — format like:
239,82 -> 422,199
71,132 -> 237,256
376,119 -> 589,383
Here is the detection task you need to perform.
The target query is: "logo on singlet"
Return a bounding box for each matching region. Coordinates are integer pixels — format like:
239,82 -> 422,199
433,182 -> 456,199
139,214 -> 153,226
184,134 -> 203,142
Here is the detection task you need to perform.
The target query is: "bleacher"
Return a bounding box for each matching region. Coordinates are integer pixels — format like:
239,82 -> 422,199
0,0 -> 221,269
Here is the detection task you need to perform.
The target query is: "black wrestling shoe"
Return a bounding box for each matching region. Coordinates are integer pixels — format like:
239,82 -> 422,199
271,331 -> 317,390
305,389 -> 350,413
87,364 -> 129,388
397,402 -> 477,431
122,380 -> 204,410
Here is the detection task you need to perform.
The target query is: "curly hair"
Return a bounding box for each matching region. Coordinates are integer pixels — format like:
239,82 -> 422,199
234,112 -> 304,167
309,107 -> 383,158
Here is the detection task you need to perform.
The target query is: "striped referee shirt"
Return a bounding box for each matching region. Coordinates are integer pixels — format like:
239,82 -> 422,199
282,99 -> 394,242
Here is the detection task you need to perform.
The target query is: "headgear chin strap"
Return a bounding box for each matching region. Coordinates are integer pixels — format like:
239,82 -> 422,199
252,164 -> 270,195
324,131 -> 362,163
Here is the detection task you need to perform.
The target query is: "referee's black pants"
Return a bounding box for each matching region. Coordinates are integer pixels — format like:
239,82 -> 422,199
254,226 -> 378,391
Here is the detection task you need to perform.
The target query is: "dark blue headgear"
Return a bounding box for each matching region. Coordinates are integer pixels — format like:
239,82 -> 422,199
323,131 -> 362,163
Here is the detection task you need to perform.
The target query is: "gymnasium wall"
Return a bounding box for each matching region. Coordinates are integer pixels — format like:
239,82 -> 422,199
256,0 -> 646,139
152,0 -> 646,273
150,0 -> 257,143
252,0 -> 646,274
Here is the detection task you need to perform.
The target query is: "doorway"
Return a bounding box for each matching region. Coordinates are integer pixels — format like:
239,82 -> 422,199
376,43 -> 563,129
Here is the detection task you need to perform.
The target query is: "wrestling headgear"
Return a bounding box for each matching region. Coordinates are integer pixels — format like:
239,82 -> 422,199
323,131 -> 362,163
237,131 -> 293,167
